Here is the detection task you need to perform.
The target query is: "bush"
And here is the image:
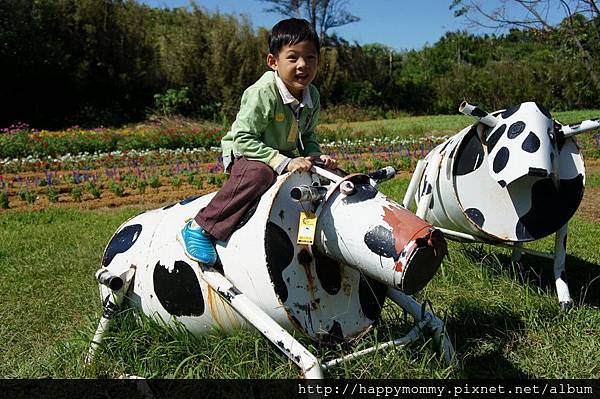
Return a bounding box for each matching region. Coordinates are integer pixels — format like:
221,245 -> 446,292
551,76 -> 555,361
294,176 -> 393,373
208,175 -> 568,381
0,191 -> 9,209
47,188 -> 59,203
153,87 -> 191,116
148,175 -> 161,189
108,181 -> 125,197
86,182 -> 102,199
71,187 -> 82,202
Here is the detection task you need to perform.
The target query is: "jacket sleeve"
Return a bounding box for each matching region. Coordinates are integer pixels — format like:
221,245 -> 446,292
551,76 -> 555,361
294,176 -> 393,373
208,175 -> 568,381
299,89 -> 322,157
232,86 -> 288,169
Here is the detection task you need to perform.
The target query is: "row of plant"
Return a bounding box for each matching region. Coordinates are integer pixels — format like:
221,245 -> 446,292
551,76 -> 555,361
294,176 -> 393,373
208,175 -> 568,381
0,114 -> 467,160
0,148 -> 421,209
0,135 -> 445,174
0,163 -> 227,209
3,119 -> 600,162
0,120 -> 226,159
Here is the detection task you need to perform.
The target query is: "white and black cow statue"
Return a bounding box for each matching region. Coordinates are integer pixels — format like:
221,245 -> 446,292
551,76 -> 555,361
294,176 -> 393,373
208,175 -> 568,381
87,166 -> 454,378
403,101 -> 600,310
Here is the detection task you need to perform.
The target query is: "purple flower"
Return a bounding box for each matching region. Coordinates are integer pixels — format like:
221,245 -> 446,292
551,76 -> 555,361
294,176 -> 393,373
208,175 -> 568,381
46,171 -> 52,186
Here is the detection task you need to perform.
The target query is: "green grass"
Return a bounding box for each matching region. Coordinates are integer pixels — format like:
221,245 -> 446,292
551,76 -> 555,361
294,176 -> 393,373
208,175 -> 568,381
1,177 -> 598,379
319,114 -> 474,137
318,109 -> 600,138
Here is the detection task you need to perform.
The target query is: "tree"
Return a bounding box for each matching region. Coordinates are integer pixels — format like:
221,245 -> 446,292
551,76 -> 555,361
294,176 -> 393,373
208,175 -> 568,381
450,0 -> 600,92
257,0 -> 359,37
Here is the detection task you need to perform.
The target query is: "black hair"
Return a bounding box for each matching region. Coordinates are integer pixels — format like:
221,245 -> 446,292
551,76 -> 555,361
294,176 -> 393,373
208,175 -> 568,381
268,18 -> 320,56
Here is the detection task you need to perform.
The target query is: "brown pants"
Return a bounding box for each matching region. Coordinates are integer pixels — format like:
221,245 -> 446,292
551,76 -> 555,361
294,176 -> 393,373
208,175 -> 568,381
195,157 -> 276,241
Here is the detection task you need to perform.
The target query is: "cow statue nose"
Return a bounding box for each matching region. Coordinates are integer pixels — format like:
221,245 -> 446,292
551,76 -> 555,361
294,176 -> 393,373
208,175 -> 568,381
314,174 -> 447,295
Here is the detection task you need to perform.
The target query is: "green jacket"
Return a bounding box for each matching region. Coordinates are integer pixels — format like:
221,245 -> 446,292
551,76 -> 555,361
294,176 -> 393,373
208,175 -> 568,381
221,71 -> 321,172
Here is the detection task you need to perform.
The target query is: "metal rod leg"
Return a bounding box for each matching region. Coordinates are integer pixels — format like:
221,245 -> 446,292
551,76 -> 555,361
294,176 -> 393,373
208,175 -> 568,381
511,242 -> 523,262
86,266 -> 136,364
553,224 -> 572,310
402,159 -> 427,209
86,297 -> 121,364
200,268 -> 323,379
387,288 -> 457,367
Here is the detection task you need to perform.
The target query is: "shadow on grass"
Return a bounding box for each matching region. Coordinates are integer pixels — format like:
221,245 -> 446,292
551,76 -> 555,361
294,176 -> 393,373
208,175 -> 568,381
445,298 -> 532,378
494,252 -> 600,308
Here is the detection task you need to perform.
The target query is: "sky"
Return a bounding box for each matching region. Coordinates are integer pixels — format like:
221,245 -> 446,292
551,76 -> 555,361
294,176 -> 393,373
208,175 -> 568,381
139,0 -> 566,51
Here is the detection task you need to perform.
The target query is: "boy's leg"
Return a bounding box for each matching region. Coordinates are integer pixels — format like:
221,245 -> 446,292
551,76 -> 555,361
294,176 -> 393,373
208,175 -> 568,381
195,157 -> 277,241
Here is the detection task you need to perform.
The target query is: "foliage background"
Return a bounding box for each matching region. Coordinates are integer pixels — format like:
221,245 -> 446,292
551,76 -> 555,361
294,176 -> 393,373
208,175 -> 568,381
2,0 -> 600,129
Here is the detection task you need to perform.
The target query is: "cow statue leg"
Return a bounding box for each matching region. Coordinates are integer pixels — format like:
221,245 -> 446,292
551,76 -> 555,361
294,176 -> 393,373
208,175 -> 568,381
86,266 -> 137,364
387,288 -> 456,366
402,159 -> 427,209
199,266 -> 324,379
553,224 -> 572,310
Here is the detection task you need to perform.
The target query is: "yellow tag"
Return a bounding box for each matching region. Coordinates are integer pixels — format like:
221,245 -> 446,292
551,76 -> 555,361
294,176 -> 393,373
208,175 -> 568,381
297,211 -> 317,245
275,113 -> 285,122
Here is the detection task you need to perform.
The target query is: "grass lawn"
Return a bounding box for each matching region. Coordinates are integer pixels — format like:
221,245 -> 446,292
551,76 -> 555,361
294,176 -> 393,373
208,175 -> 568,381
1,110 -> 598,378
317,109 -> 600,138
1,174 -> 598,378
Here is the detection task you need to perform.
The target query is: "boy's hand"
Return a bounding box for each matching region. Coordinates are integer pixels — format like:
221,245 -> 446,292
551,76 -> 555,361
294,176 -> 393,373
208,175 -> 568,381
286,157 -> 313,173
311,154 -> 337,170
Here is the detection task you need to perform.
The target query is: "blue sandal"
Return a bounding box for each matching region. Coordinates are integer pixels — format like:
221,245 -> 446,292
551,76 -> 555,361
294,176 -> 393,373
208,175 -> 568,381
177,221 -> 217,265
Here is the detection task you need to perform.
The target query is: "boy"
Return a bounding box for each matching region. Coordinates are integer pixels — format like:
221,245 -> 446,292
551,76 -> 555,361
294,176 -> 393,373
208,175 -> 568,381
178,18 -> 336,265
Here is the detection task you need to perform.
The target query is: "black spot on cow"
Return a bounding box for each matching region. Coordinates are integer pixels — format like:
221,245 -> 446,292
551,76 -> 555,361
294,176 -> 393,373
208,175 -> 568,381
448,143 -> 458,160
321,321 -> 344,345
507,121 -> 526,139
465,208 -> 485,227
423,182 -> 433,195
153,260 -> 204,317
486,124 -> 506,152
535,103 -> 552,119
356,184 -> 378,200
493,147 -> 510,173
501,104 -> 521,119
498,180 -> 507,188
560,271 -> 567,281
454,127 -> 485,176
364,225 -> 399,260
438,140 -> 451,153
179,195 -> 201,206
102,224 -> 143,266
528,167 -> 547,177
429,193 -> 435,209
265,222 -> 295,302
358,274 -> 387,321
515,175 -> 584,240
162,202 -> 177,210
314,250 -> 342,295
471,107 -> 488,118
522,132 -> 541,153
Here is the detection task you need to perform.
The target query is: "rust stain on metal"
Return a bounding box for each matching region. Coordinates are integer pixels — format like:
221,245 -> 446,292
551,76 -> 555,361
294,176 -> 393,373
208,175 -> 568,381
278,209 -> 285,223
298,247 -> 317,296
341,275 -> 354,296
206,285 -> 240,330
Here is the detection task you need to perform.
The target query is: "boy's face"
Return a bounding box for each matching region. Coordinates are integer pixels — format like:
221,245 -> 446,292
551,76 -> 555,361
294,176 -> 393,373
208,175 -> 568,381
267,40 -> 319,100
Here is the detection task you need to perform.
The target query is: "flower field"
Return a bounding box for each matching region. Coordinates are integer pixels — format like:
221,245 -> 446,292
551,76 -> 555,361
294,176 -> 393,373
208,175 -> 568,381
1,116 -> 599,211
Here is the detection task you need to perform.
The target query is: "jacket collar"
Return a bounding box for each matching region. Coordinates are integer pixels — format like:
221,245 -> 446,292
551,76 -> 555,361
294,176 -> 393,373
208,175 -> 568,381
274,72 -> 313,108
